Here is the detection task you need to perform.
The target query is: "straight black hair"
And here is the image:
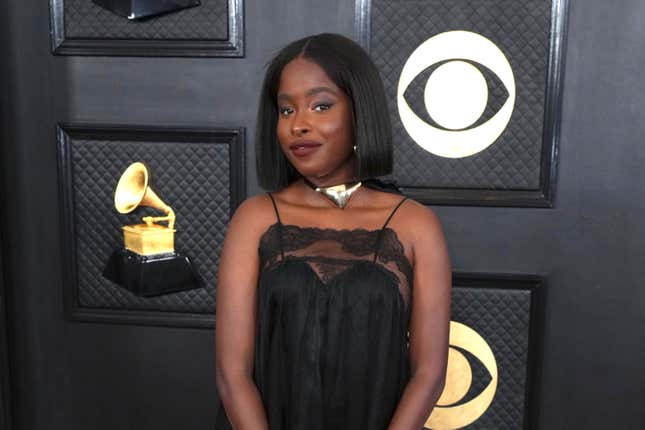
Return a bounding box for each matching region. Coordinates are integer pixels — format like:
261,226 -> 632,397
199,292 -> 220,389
255,33 -> 393,191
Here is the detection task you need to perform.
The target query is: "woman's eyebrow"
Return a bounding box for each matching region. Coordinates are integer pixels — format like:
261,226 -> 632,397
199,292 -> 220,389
305,86 -> 337,97
276,93 -> 292,102
277,86 -> 337,102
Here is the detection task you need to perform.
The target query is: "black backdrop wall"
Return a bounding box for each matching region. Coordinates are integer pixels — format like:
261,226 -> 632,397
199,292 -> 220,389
1,1 -> 644,429
1,0 -> 16,428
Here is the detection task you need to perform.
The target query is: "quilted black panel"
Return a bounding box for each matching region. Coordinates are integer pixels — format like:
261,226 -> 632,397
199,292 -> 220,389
64,130 -> 238,314
64,0 -> 228,40
367,0 -> 552,189
424,282 -> 539,430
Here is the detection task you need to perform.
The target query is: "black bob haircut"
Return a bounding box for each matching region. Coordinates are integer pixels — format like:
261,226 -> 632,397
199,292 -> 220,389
256,33 -> 393,191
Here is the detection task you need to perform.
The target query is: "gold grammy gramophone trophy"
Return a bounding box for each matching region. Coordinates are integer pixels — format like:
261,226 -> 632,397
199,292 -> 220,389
114,162 -> 176,256
103,162 -> 203,297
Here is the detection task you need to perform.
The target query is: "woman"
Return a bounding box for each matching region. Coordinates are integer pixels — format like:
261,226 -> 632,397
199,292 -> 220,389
215,33 -> 451,430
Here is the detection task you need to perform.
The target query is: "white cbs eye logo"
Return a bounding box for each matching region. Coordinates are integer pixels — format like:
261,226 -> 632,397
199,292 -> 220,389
397,31 -> 516,159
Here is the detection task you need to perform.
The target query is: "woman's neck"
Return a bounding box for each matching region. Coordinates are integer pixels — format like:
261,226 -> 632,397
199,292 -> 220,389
303,154 -> 358,188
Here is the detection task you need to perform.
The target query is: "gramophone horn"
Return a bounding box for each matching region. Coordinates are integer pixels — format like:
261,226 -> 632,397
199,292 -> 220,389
114,162 -> 171,215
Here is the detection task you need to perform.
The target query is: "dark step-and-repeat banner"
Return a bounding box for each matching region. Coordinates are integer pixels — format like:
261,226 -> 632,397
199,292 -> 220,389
50,0 -> 567,428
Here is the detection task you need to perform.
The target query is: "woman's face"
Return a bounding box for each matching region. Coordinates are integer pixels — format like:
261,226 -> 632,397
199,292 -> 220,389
276,57 -> 355,182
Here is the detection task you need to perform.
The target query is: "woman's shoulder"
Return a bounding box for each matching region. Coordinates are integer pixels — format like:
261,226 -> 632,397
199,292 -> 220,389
238,191 -> 278,210
363,188 -> 437,222
398,196 -> 440,222
226,192 -> 280,241
385,195 -> 444,245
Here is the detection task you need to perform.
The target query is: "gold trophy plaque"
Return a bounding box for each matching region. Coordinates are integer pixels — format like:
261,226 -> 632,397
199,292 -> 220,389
103,162 -> 203,297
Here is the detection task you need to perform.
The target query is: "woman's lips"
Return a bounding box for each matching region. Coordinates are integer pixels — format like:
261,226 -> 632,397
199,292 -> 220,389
289,142 -> 322,157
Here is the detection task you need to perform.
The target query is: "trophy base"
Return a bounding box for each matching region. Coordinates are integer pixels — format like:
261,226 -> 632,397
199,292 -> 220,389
92,0 -> 201,20
103,248 -> 203,297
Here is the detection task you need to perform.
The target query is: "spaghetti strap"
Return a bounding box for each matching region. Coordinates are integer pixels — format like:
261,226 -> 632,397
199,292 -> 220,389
374,196 -> 408,261
266,192 -> 282,224
381,196 -> 408,230
266,192 -> 285,260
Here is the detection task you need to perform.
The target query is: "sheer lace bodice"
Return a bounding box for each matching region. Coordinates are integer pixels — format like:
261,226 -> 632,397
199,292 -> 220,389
258,223 -> 413,306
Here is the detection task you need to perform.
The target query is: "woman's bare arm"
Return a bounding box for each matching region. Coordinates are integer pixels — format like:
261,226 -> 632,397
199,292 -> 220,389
215,196 -> 271,430
388,202 -> 451,430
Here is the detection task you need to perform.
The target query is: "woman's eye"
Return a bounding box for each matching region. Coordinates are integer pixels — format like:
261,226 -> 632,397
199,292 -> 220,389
279,107 -> 293,116
313,103 -> 332,112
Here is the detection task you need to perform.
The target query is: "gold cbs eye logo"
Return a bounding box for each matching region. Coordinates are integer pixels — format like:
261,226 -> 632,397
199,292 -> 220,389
397,30 -> 516,158
425,321 -> 498,430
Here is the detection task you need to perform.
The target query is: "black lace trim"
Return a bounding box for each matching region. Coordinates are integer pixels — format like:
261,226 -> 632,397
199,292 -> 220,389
258,223 -> 413,285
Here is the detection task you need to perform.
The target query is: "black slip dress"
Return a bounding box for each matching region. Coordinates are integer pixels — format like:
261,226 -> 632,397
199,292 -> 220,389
215,189 -> 412,430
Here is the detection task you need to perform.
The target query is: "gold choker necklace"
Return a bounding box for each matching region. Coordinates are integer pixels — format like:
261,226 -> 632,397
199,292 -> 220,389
303,177 -> 362,209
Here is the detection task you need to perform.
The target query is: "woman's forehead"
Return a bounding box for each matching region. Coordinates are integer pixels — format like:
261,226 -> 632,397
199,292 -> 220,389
277,58 -> 341,97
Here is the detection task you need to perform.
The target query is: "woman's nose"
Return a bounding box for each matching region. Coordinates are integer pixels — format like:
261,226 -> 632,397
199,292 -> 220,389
291,112 -> 310,135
